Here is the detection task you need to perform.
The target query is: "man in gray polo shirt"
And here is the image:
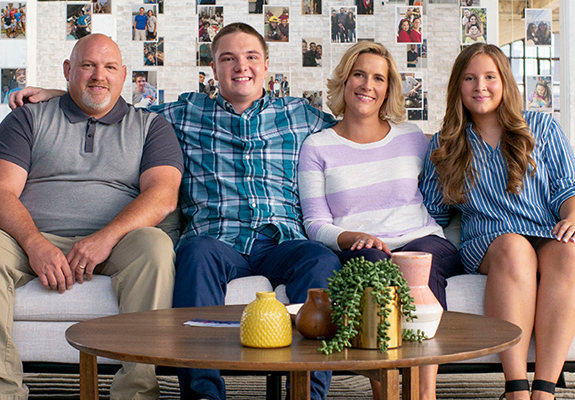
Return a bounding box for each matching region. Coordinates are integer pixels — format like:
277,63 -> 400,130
0,34 -> 183,399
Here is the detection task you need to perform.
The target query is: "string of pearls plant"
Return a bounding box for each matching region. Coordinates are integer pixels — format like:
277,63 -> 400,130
319,257 -> 427,355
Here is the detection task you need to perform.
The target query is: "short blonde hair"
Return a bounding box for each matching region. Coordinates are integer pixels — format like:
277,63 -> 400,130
326,42 -> 405,124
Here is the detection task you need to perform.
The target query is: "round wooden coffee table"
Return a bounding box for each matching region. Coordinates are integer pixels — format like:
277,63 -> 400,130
66,306 -> 521,400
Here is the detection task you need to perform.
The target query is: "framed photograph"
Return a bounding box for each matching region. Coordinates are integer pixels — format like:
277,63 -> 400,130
302,38 -> 322,67
198,69 -> 218,98
526,76 -> 552,112
132,70 -> 158,108
266,72 -> 289,98
1,68 -> 26,104
303,90 -> 323,111
144,38 -> 163,66
92,0 -> 111,14
330,7 -> 356,44
1,2 -> 26,39
461,7 -> 486,45
408,92 -> 428,121
356,0 -> 373,15
198,6 -> 224,43
67,4 -> 91,41
132,4 -> 157,41
525,8 -> 552,47
407,44 -> 421,68
197,42 -> 213,66
396,6 -> 422,43
302,0 -> 321,15
401,72 -> 423,110
249,0 -> 268,14
264,6 -> 289,42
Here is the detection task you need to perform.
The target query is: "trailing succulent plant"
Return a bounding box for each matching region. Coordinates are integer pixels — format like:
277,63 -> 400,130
319,257 -> 427,355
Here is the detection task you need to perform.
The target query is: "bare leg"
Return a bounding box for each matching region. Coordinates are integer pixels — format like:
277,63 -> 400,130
531,239 -> 575,400
478,234 -> 537,400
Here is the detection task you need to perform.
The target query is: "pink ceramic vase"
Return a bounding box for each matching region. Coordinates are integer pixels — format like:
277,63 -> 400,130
391,251 -> 443,338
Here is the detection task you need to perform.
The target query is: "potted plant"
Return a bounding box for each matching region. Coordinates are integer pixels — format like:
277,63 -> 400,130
319,257 -> 426,355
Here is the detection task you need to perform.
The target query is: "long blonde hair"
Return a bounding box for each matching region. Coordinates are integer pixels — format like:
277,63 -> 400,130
326,41 -> 405,124
431,43 -> 535,204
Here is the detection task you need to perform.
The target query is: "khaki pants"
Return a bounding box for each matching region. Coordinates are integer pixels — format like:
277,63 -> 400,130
0,227 -> 175,400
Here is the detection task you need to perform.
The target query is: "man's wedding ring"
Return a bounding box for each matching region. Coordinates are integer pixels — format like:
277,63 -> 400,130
78,265 -> 86,269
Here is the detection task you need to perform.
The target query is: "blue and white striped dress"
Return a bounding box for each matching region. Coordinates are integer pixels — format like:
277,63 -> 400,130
420,111 -> 575,273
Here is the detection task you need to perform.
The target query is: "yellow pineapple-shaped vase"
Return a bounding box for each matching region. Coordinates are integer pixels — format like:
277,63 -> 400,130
240,291 -> 292,348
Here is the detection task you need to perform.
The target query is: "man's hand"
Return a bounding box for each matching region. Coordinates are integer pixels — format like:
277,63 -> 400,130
27,239 -> 75,293
9,87 -> 66,109
66,231 -> 117,284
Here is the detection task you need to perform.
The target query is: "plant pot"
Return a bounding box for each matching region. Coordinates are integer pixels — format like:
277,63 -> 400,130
351,286 -> 402,349
391,251 -> 443,338
240,291 -> 292,348
295,288 -> 338,340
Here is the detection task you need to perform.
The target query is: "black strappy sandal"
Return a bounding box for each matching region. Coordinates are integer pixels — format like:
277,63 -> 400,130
532,379 -> 556,398
499,379 -> 530,400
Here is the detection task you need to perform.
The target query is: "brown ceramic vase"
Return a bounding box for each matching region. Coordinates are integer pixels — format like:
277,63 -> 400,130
295,288 -> 338,340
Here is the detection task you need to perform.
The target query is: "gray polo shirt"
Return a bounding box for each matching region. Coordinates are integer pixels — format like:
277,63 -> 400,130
0,93 -> 183,237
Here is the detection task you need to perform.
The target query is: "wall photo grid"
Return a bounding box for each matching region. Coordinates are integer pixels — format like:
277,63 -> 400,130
0,0 -> 560,125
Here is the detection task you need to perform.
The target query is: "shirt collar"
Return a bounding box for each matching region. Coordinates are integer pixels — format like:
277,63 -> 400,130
214,90 -> 269,115
60,92 -> 130,124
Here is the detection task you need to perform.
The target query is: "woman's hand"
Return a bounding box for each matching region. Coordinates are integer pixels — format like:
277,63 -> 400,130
337,231 -> 391,255
553,219 -> 575,243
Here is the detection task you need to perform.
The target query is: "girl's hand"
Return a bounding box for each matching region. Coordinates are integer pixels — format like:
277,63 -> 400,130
552,219 -> 575,243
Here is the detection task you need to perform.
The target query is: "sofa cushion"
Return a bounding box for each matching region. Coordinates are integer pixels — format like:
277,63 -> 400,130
14,275 -> 119,322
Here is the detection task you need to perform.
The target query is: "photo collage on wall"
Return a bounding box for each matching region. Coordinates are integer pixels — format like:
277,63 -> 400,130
264,6 -> 289,42
330,7 -> 356,44
1,2 -> 26,39
266,72 -> 290,98
460,7 -> 486,45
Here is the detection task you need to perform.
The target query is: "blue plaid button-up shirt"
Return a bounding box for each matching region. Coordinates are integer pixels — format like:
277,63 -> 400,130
153,92 -> 337,254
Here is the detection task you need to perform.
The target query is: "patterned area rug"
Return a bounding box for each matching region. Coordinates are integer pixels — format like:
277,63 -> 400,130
24,372 -> 575,399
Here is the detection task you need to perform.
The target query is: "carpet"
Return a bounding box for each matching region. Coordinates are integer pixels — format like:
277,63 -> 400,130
24,372 -> 575,399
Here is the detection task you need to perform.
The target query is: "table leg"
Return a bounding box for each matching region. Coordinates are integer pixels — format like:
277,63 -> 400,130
375,368 -> 400,400
290,371 -> 310,400
401,367 -> 419,400
79,351 -> 98,400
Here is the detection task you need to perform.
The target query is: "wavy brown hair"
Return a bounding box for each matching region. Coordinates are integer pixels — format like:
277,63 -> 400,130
431,43 -> 535,204
326,41 -> 405,124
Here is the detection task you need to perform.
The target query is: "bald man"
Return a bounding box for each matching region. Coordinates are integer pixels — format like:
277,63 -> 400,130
0,34 -> 183,399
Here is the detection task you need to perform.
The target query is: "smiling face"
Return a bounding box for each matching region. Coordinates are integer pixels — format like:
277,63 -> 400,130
469,15 -> 477,24
135,76 -> 146,92
412,18 -> 421,30
63,34 -> 127,119
343,52 -> 389,120
15,69 -> 26,85
211,31 -> 269,113
460,53 -> 503,121
401,20 -> 410,31
536,83 -> 546,96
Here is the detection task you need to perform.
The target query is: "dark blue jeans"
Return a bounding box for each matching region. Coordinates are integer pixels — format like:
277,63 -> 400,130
338,235 -> 463,310
173,235 -> 341,400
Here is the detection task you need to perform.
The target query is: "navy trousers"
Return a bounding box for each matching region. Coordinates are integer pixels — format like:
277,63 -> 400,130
173,235 -> 341,400
338,235 -> 463,310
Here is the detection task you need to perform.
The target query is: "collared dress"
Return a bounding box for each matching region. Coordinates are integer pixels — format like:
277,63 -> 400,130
420,111 -> 575,273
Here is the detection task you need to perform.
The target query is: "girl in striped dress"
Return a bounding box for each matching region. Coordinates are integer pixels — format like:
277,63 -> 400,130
298,41 -> 462,400
420,43 -> 575,400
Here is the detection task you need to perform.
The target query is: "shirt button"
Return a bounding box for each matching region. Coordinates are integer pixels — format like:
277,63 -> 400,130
247,177 -> 252,181
251,203 -> 256,208
87,134 -> 93,138
245,155 -> 250,160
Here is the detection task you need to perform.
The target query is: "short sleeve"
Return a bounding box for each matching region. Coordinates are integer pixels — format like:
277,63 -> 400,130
140,113 -> 184,175
0,106 -> 34,171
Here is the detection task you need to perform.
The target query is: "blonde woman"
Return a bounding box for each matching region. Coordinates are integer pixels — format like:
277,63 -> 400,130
421,43 -> 575,400
298,41 -> 462,400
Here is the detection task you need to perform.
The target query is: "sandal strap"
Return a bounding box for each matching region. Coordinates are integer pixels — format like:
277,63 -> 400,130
532,379 -> 556,395
505,379 -> 530,393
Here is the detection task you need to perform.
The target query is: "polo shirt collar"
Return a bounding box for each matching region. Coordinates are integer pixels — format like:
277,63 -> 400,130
215,90 -> 270,115
60,92 -> 129,124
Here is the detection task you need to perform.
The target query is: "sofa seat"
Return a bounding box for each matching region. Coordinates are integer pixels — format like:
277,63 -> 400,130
14,275 -> 289,365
